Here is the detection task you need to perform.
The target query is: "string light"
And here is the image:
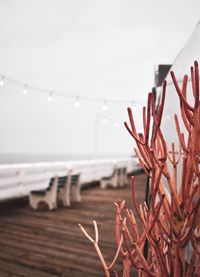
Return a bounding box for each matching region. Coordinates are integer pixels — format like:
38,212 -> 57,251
74,96 -> 80,107
102,100 -> 108,111
0,76 -> 5,87
48,92 -> 53,102
0,73 -> 145,107
23,84 -> 28,95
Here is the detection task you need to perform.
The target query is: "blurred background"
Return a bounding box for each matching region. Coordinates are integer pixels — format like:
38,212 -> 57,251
0,0 -> 200,163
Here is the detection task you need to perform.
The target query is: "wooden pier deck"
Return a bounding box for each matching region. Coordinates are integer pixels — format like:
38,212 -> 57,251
0,172 -> 147,277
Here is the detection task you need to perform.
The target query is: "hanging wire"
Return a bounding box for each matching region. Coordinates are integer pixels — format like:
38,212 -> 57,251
0,73 -> 145,106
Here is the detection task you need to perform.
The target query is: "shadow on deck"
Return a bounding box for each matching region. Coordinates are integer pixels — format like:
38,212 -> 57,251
0,172 -> 147,277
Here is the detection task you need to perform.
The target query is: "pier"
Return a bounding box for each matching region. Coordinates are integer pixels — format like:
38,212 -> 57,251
0,172 -> 146,276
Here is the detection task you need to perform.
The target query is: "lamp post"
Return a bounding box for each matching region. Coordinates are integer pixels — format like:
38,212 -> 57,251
94,113 -> 99,155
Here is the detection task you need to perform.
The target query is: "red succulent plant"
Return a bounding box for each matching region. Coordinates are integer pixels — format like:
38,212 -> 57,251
80,61 -> 200,277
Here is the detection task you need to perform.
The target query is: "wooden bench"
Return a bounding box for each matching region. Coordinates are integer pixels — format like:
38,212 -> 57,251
57,172 -> 71,207
29,176 -> 58,210
118,167 -> 129,187
100,168 -> 121,189
29,171 -> 81,209
58,172 -> 81,206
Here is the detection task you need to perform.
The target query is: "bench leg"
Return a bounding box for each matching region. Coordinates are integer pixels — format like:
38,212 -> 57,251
71,186 -> 81,202
63,194 -> 70,206
48,202 -> 56,210
31,201 -> 38,210
29,195 -> 39,210
100,180 -> 107,189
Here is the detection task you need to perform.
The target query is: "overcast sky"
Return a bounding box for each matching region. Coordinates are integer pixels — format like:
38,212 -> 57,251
0,0 -> 199,161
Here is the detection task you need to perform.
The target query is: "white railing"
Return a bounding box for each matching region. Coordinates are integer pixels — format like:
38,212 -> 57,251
0,156 -> 141,201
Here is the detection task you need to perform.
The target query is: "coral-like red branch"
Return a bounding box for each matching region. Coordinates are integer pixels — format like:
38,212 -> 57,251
80,61 -> 200,277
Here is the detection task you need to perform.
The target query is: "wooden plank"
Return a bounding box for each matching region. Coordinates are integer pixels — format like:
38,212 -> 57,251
0,173 -> 146,276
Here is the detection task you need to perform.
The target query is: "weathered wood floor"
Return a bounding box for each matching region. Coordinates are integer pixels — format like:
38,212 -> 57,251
0,172 -> 147,277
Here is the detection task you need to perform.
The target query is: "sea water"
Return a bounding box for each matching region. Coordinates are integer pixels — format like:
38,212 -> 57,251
0,153 -> 129,164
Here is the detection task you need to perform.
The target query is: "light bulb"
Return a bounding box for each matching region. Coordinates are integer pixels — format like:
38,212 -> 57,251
48,92 -> 53,102
74,97 -> 80,107
0,76 -> 5,87
23,85 -> 28,95
102,118 -> 107,124
102,100 -> 108,111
